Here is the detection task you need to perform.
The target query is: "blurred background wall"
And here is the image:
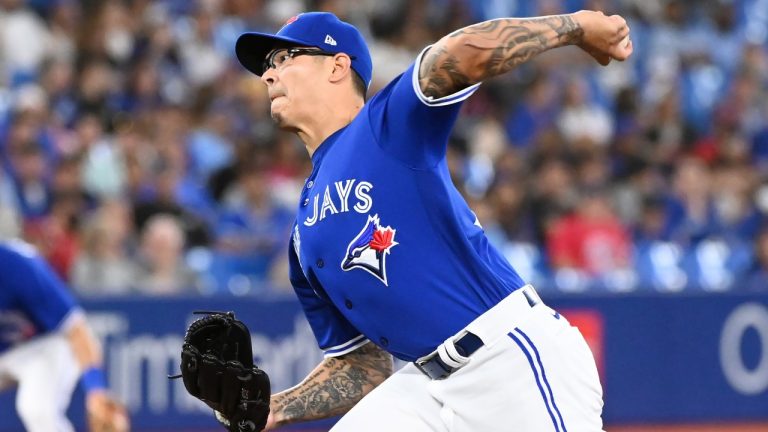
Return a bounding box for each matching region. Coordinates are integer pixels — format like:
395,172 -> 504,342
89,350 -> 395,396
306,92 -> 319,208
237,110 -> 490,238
0,0 -> 767,430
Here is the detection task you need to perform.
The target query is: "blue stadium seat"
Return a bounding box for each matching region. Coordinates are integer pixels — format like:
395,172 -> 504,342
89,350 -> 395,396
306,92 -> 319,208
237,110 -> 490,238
682,239 -> 754,292
634,241 -> 689,293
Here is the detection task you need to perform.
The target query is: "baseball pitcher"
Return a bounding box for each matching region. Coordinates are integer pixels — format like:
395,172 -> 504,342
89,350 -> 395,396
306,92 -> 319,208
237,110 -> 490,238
181,8 -> 632,432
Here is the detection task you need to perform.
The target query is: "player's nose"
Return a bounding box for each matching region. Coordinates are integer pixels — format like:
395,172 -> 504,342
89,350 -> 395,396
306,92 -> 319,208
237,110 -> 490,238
261,67 -> 277,86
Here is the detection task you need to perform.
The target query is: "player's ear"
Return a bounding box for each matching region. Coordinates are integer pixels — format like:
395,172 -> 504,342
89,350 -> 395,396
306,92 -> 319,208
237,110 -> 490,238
328,53 -> 353,85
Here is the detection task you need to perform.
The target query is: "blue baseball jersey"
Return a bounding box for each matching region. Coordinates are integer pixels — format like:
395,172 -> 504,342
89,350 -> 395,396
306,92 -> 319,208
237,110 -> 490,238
0,240 -> 78,354
289,48 -> 526,362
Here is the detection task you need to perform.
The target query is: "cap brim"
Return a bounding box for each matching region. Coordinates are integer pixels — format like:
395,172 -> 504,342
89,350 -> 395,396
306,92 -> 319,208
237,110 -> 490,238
236,32 -> 313,76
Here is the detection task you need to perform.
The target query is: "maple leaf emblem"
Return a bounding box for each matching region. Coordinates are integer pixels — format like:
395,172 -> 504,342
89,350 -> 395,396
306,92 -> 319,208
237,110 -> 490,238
370,228 -> 395,253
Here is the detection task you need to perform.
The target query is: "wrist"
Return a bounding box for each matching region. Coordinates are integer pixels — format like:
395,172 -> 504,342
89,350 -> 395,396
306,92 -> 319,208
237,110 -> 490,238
269,408 -> 286,429
571,11 -> 590,35
81,366 -> 107,395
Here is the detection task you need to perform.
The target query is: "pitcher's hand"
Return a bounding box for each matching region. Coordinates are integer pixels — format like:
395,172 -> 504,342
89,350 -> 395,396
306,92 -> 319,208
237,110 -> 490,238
573,10 -> 633,65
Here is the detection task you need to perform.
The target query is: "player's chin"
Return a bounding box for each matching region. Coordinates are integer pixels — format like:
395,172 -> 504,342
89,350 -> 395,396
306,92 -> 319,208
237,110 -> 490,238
270,101 -> 289,122
271,112 -> 299,132
271,111 -> 290,128
270,106 -> 286,124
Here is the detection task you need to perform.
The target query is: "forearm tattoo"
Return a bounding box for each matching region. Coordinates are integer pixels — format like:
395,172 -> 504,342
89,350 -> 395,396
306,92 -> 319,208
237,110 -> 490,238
271,343 -> 393,425
419,15 -> 584,98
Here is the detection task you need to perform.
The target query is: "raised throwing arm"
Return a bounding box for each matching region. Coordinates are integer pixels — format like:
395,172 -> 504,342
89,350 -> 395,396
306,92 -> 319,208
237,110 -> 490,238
419,10 -> 633,99
264,342 -> 393,430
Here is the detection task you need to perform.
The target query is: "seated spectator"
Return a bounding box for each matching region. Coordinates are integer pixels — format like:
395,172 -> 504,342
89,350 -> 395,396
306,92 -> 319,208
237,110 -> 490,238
23,190 -> 82,280
80,115 -> 128,200
23,153 -> 92,280
711,163 -> 763,243
133,163 -> 212,247
133,214 -> 200,296
633,195 -> 670,244
529,157 -> 578,244
212,159 -> 293,292
0,0 -> 50,85
6,140 -> 51,220
557,76 -> 613,147
504,74 -> 559,148
71,200 -> 135,295
664,157 -> 719,246
547,187 -> 634,290
486,177 -> 535,243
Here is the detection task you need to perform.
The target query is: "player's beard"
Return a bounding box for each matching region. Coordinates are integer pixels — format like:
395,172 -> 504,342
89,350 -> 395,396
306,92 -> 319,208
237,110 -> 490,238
270,97 -> 290,127
270,99 -> 303,133
270,111 -> 302,134
269,101 -> 286,128
271,111 -> 297,132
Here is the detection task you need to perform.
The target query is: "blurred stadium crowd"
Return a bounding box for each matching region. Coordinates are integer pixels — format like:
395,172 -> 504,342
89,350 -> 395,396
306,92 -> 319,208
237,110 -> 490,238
0,0 -> 767,296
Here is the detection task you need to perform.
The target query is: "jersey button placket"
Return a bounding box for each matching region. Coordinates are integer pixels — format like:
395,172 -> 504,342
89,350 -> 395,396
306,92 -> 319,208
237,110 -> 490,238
316,259 -> 324,268
344,299 -> 353,309
379,337 -> 389,347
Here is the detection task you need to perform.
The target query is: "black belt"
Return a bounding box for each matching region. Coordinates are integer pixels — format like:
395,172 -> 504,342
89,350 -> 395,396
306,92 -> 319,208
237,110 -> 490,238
415,332 -> 484,380
415,287 -> 541,380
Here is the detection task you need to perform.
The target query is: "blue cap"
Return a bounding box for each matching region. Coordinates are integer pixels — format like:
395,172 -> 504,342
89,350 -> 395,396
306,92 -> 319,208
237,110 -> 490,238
236,12 -> 372,89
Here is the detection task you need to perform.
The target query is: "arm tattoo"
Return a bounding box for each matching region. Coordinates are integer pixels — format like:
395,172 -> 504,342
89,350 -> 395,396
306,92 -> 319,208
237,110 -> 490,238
419,15 -> 583,98
419,46 -> 473,100
271,342 -> 393,425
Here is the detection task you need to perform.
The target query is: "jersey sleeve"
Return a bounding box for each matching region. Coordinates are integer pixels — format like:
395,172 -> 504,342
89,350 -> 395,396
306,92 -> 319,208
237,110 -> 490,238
1,243 -> 78,333
366,45 -> 481,168
288,231 -> 369,357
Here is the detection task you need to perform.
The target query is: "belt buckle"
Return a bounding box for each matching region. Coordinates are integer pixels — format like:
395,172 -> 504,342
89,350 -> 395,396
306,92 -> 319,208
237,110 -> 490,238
415,354 -> 452,380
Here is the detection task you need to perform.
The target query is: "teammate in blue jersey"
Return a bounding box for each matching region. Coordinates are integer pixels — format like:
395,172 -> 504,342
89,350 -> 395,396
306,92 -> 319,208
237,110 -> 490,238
0,240 -> 128,432
234,9 -> 632,431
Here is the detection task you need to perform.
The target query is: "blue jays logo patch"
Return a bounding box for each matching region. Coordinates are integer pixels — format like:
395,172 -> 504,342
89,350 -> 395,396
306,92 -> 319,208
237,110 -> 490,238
341,214 -> 398,286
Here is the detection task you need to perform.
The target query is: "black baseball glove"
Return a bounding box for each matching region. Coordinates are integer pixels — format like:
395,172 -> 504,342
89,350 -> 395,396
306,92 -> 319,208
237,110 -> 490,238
173,311 -> 270,432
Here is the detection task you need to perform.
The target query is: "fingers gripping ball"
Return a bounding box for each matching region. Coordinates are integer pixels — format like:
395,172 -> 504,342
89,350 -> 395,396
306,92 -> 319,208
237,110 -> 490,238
620,35 -> 631,48
178,312 -> 270,432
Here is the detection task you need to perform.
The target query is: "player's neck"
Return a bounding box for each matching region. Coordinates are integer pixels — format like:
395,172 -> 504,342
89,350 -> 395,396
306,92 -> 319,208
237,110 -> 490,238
297,99 -> 364,157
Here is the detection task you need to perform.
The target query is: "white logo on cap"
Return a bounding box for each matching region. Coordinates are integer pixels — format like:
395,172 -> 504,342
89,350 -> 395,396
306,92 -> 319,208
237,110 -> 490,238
324,35 -> 337,46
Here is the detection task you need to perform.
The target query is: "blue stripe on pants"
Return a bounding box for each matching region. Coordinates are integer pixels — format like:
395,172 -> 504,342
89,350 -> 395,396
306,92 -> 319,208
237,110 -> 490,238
514,328 -> 568,432
508,329 -> 567,432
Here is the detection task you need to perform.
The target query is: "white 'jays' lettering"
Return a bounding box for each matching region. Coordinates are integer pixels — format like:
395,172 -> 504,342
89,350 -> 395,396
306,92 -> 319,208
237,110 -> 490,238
304,179 -> 373,226
354,181 -> 373,213
320,186 -> 338,220
335,180 -> 354,212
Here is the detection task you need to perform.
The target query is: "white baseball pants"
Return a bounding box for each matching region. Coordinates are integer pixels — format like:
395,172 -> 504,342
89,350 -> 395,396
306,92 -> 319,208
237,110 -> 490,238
0,333 -> 80,432
332,286 -> 604,432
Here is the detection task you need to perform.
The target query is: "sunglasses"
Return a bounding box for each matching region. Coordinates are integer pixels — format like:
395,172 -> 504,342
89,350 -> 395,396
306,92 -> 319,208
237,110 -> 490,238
262,47 -> 356,74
